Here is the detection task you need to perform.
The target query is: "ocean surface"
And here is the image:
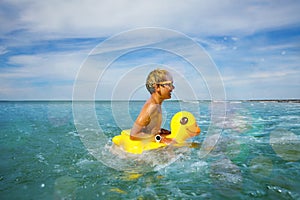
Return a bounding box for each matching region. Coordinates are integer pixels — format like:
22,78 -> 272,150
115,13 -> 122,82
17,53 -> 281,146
0,101 -> 299,199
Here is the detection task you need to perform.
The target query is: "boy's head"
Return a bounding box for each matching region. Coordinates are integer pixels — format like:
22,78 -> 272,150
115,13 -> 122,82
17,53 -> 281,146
146,69 -> 173,94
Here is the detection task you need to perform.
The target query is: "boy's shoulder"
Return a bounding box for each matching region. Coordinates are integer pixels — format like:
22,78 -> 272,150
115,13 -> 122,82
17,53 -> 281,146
142,98 -> 160,113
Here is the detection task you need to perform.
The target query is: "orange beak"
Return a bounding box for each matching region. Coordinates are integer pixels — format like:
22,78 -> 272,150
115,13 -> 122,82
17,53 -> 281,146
186,123 -> 201,137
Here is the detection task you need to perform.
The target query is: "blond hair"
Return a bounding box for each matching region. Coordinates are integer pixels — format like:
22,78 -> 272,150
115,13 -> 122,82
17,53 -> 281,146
146,69 -> 172,94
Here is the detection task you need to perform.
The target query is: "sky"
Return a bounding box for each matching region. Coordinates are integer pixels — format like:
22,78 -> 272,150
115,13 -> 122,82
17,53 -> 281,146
0,0 -> 299,100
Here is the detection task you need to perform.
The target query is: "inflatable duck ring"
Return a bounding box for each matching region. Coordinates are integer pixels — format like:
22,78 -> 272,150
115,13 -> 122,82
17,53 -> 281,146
112,111 -> 201,154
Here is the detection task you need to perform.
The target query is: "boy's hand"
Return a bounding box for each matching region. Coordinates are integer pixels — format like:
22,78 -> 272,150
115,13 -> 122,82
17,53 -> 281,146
160,128 -> 171,135
161,137 -> 176,145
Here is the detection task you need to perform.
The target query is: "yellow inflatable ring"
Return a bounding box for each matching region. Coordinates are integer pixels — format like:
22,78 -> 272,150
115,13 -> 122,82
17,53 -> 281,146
112,111 -> 201,154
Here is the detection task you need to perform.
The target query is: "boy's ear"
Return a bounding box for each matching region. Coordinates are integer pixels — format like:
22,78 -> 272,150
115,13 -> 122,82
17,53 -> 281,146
154,84 -> 160,92
155,84 -> 160,91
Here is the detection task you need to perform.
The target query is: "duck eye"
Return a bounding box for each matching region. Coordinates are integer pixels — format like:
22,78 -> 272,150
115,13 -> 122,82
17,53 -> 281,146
180,117 -> 188,125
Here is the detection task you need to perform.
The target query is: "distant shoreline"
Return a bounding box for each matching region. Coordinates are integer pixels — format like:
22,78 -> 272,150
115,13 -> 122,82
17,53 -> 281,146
246,99 -> 300,103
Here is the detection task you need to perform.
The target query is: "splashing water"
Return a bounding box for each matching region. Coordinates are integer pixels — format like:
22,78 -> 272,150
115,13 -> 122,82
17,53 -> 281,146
0,101 -> 299,199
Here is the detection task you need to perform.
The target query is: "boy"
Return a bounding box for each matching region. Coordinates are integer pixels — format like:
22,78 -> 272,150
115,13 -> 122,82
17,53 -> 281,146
130,69 -> 175,144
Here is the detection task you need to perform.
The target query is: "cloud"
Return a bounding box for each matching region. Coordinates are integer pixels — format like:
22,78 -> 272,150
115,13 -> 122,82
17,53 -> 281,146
248,70 -> 298,79
0,46 -> 9,55
2,0 -> 300,39
0,50 -> 87,99
0,0 -> 299,100
71,29 -> 227,100
4,52 -> 82,80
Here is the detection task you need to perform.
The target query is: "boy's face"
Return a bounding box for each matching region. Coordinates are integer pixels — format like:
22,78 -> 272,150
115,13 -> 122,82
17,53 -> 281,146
157,76 -> 174,99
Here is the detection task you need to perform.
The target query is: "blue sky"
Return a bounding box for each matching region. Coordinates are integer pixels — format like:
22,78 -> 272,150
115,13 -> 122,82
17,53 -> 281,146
0,0 -> 299,100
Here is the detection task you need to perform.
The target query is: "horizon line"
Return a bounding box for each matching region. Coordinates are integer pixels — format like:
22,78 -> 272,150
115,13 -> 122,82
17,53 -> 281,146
0,99 -> 299,102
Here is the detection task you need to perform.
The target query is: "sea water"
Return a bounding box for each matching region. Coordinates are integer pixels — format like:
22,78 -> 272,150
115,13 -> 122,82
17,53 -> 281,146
0,101 -> 299,199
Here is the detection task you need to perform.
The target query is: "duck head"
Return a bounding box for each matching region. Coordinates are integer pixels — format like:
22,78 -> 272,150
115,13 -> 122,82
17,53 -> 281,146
167,111 -> 201,143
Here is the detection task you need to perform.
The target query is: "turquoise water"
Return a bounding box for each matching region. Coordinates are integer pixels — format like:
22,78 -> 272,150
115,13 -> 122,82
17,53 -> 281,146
0,101 -> 299,199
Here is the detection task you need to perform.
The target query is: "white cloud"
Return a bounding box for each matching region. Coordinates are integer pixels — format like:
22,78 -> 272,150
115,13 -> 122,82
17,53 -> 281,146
2,0 -> 300,38
0,46 -> 8,55
3,52 -> 83,80
0,0 -> 299,100
248,70 -> 297,79
70,29 -> 227,100
0,50 -> 88,99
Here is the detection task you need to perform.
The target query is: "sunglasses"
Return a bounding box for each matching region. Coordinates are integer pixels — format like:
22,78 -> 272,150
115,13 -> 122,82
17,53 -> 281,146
157,81 -> 175,88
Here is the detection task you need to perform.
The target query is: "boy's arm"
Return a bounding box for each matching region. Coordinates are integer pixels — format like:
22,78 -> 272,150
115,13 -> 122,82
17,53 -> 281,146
130,122 -> 153,141
130,104 -> 154,141
159,128 -> 175,144
131,124 -> 174,144
130,103 -> 175,144
160,128 -> 171,135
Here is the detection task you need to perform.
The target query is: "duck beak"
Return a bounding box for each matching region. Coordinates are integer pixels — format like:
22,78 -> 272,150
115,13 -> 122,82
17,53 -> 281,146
195,125 -> 201,134
186,123 -> 201,137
